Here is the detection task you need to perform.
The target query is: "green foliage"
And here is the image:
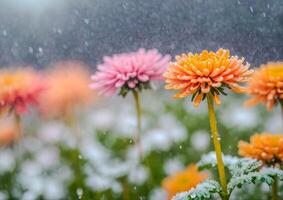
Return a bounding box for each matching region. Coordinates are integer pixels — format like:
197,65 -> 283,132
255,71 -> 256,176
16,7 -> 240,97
172,180 -> 221,200
227,157 -> 261,177
195,151 -> 283,199
228,167 -> 283,193
0,95 -> 278,199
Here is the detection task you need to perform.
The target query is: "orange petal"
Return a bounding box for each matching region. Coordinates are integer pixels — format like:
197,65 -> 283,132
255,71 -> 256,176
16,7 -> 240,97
213,94 -> 221,105
244,98 -> 261,107
193,93 -> 204,107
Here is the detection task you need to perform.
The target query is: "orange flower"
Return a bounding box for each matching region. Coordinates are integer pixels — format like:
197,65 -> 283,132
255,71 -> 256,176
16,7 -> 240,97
245,62 -> 283,111
162,164 -> 208,200
39,61 -> 94,119
238,133 -> 283,163
0,116 -> 20,146
0,68 -> 44,115
163,49 -> 253,106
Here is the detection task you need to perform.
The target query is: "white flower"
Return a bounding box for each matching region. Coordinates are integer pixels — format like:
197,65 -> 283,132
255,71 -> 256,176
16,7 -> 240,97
0,149 -> 16,173
163,158 -> 184,175
35,147 -> 59,169
220,105 -> 258,129
128,165 -> 149,185
158,114 -> 187,143
98,160 -> 129,178
265,108 -> 281,133
42,179 -> 65,200
38,122 -> 66,143
115,113 -> 137,137
89,109 -> 115,130
141,129 -> 172,153
85,174 -> 121,193
80,139 -> 112,166
111,182 -> 123,194
191,130 -> 210,151
149,188 -> 167,200
21,191 -> 38,200
0,192 -> 8,200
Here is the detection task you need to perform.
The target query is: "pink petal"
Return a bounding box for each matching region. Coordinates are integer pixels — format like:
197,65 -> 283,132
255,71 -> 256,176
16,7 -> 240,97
128,81 -> 136,88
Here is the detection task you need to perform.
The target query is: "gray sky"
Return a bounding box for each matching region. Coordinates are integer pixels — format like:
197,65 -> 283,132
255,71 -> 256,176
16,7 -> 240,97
0,0 -> 282,68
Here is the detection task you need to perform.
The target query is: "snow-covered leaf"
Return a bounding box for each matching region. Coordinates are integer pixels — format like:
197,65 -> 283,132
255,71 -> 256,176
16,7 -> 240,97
172,180 -> 221,200
228,167 -> 283,193
228,158 -> 261,177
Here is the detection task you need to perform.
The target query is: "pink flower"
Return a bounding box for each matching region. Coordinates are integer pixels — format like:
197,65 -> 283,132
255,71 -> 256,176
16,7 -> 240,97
0,68 -> 44,116
90,49 -> 171,96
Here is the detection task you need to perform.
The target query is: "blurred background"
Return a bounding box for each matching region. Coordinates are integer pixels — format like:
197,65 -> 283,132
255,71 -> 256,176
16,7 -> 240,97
0,0 -> 283,68
0,0 -> 282,200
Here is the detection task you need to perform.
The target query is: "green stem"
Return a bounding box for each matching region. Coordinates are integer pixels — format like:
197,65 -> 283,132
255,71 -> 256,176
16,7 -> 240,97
207,94 -> 228,200
132,90 -> 142,159
15,113 -> 21,139
122,177 -> 131,200
272,177 -> 278,200
65,116 -> 85,199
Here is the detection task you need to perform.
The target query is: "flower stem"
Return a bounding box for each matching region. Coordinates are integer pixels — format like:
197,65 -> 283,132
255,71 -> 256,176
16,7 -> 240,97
15,113 -> 21,138
132,90 -> 142,158
272,177 -> 278,200
207,94 -> 228,200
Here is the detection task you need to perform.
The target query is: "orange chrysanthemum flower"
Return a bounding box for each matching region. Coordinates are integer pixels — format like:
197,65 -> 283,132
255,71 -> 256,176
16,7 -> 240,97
0,68 -> 44,115
162,164 -> 208,200
245,62 -> 283,111
238,133 -> 283,163
164,49 -> 253,106
39,61 -> 94,119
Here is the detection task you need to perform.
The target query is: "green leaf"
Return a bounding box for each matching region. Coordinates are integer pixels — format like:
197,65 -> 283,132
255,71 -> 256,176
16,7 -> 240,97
172,180 -> 222,200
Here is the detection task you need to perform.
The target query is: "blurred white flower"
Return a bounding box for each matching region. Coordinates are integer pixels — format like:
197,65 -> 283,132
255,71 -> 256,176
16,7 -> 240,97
128,165 -> 149,185
0,149 -> 16,173
115,113 -> 137,137
80,139 -> 111,166
22,191 -> 38,200
149,188 -> 167,200
98,160 -> 129,178
85,174 -> 122,193
265,108 -> 282,133
0,192 -> 7,200
89,109 -> 115,130
220,105 -> 258,129
17,157 -> 72,199
111,182 -> 123,194
42,178 -> 65,200
126,146 -> 142,165
169,126 -> 188,143
260,183 -> 270,192
38,122 -> 66,143
163,158 -> 184,175
35,147 -> 59,168
142,129 -> 172,153
191,130 -> 210,151
158,115 -> 187,143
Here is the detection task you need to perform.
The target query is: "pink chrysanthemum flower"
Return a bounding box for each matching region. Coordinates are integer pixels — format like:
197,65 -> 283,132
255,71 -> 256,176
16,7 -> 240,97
90,48 -> 171,97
